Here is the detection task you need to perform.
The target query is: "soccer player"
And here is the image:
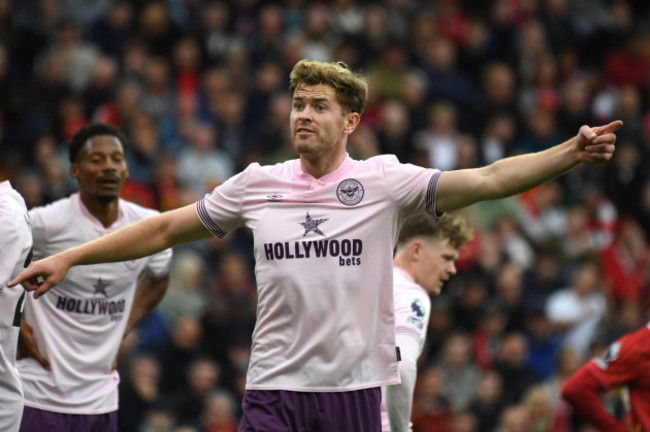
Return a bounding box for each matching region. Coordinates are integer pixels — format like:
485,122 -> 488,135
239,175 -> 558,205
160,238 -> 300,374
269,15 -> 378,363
12,60 -> 620,430
16,123 -> 172,432
0,180 -> 33,431
561,323 -> 650,431
381,213 -> 473,432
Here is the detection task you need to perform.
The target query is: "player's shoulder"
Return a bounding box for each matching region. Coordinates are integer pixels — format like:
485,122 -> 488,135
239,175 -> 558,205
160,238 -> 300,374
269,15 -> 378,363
593,325 -> 650,369
120,198 -> 162,220
221,161 -> 280,183
393,268 -> 430,309
0,186 -> 25,216
362,154 -> 401,168
621,324 -> 650,355
28,195 -> 74,226
256,159 -> 296,177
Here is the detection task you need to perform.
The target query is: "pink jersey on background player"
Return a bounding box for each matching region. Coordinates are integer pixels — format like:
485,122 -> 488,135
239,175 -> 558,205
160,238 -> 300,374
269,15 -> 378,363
19,193 -> 172,414
380,267 -> 431,432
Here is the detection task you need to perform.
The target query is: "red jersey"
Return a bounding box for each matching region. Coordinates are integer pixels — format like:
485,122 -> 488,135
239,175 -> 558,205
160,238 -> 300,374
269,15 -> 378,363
562,324 -> 650,432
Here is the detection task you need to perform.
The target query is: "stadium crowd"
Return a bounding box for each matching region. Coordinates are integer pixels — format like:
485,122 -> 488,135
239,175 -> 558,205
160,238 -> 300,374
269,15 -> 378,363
1,0 -> 649,431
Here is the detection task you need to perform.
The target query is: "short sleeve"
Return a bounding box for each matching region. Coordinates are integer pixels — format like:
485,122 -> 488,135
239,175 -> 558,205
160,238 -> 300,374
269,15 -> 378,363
394,290 -> 431,353
195,164 -> 255,237
144,247 -> 173,280
379,155 -> 442,216
591,333 -> 643,389
27,208 -> 48,260
0,213 -> 24,284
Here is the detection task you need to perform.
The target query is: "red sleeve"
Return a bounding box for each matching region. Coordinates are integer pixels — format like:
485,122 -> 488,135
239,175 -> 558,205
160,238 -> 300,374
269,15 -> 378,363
561,363 -> 627,432
562,331 -> 646,432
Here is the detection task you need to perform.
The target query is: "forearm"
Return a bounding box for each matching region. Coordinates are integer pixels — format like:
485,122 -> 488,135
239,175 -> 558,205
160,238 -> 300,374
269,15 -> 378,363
387,335 -> 421,431
386,359 -> 417,432
437,139 -> 578,212
65,214 -> 172,266
480,139 -> 578,199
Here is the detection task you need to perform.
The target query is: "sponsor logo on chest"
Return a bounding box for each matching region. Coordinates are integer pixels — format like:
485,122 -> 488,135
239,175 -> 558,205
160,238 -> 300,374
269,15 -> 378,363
263,212 -> 363,267
54,277 -> 125,322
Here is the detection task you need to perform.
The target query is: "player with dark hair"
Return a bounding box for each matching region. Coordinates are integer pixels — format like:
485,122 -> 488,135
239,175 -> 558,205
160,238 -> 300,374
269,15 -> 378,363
381,213 -> 473,431
16,123 -> 172,432
0,181 -> 32,431
12,60 -> 620,430
562,323 -> 650,431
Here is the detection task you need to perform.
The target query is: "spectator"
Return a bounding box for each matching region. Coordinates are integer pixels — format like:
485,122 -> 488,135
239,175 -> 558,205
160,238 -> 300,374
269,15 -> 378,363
599,217 -> 650,305
177,121 -> 234,197
411,367 -> 452,432
546,261 -> 607,360
468,370 -> 505,432
436,332 -> 482,412
118,355 -> 162,432
493,332 -> 540,406
173,357 -> 222,426
157,316 -> 204,395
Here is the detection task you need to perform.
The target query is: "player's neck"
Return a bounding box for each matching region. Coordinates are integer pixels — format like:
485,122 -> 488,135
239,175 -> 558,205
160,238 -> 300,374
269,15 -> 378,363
393,256 -> 414,278
79,194 -> 120,228
299,147 -> 347,179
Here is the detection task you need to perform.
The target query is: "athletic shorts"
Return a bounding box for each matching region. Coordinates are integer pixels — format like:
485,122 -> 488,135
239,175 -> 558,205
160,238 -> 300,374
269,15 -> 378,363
238,387 -> 381,432
20,406 -> 117,432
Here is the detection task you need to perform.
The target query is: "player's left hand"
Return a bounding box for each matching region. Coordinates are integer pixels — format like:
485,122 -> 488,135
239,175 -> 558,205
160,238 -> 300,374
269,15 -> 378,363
575,120 -> 623,164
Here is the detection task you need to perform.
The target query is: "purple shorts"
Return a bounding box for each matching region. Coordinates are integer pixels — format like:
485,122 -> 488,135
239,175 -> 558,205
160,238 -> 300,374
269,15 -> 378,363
20,406 -> 117,432
238,387 -> 381,432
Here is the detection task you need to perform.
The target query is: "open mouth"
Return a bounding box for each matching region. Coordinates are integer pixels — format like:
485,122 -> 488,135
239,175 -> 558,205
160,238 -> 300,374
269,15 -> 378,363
98,176 -> 120,189
296,127 -> 315,135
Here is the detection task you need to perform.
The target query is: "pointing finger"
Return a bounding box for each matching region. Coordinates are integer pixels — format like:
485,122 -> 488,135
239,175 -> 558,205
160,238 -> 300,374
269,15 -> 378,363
592,120 -> 623,136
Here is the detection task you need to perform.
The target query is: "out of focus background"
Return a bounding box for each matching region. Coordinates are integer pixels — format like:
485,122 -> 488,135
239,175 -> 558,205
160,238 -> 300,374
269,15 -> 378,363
2,0 -> 649,431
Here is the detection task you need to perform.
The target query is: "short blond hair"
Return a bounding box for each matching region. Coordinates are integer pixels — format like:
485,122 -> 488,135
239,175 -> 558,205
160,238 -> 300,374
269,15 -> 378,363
397,213 -> 474,250
289,60 -> 368,114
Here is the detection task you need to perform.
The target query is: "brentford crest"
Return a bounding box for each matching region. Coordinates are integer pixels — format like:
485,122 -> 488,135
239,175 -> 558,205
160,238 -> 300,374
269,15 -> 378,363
337,178 -> 364,206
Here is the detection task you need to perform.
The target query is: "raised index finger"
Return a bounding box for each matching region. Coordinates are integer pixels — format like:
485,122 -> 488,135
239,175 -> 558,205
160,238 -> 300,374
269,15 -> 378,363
8,267 -> 38,288
592,120 -> 623,136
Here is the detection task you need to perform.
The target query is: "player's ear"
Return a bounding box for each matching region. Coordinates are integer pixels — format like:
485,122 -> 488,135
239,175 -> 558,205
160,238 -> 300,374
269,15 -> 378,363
69,163 -> 79,180
409,240 -> 422,260
343,112 -> 360,135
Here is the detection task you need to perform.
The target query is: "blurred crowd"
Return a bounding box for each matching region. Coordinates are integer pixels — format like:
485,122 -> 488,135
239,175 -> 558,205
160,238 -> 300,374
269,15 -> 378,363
0,0 -> 649,431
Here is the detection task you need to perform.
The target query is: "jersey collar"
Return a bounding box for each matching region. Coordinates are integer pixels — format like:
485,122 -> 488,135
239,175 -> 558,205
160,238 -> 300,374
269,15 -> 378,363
293,154 -> 356,184
73,193 -> 127,233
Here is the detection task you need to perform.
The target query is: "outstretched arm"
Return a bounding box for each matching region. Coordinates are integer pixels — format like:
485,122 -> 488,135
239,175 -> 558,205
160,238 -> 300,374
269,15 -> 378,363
10,204 -> 211,298
436,121 -> 622,213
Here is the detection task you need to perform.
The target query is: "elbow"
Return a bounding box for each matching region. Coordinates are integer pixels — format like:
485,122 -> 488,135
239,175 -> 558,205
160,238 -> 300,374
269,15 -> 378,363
561,379 -> 582,404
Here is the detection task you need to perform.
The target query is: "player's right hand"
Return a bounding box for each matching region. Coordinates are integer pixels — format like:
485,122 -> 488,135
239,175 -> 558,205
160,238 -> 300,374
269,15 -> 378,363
18,319 -> 51,371
8,255 -> 70,299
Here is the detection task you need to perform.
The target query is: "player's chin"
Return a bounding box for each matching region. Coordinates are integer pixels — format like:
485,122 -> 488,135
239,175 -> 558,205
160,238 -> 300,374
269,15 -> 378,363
95,192 -> 120,203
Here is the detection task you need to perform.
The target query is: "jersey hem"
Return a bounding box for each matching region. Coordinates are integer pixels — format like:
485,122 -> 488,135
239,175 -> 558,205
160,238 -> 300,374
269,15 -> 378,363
245,378 -> 400,393
23,400 -> 118,415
